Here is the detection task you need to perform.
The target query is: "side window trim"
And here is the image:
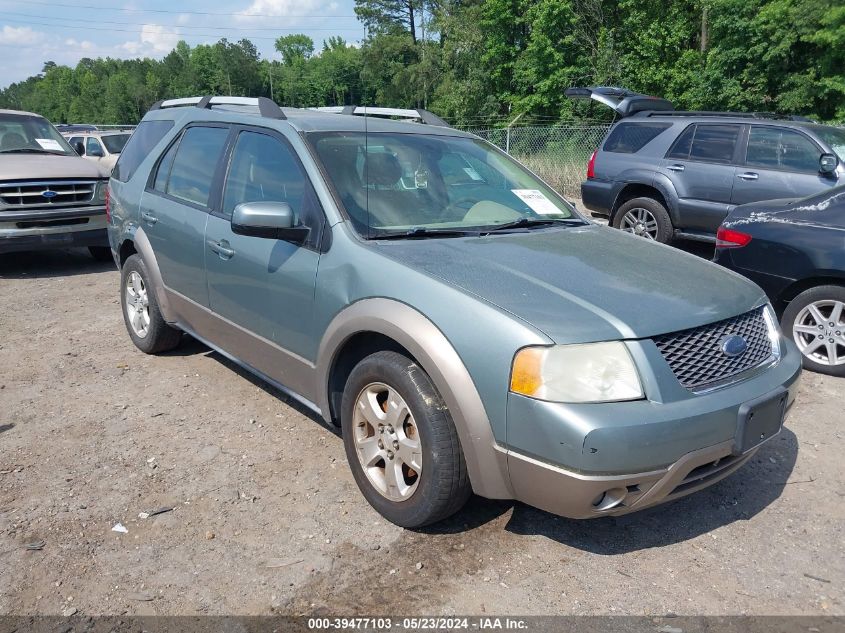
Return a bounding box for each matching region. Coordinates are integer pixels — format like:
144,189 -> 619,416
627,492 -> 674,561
144,122 -> 231,214
742,125 -> 823,173
665,123 -> 695,161
216,124 -> 328,251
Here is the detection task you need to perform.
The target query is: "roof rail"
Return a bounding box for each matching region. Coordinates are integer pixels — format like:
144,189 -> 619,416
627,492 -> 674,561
150,96 -> 286,120
643,110 -> 791,120
309,106 -> 451,128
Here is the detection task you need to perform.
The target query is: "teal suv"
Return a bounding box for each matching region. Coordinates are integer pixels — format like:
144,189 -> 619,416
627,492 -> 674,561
107,97 -> 802,527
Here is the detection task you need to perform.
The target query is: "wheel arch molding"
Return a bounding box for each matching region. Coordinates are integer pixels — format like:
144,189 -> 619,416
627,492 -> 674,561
315,298 -> 514,500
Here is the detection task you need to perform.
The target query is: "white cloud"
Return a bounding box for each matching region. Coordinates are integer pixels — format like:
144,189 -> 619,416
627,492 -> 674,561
0,25 -> 45,46
64,38 -> 95,51
120,24 -> 181,55
236,0 -> 339,21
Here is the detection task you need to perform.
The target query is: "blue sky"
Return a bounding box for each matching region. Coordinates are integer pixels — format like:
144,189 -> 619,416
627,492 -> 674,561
0,0 -> 366,88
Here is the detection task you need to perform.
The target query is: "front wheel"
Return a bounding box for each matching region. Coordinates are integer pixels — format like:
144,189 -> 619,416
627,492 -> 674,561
612,197 -> 673,243
781,285 -> 845,377
341,351 -> 471,528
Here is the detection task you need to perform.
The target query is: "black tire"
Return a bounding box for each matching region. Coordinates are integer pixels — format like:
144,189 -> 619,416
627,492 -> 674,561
781,284 -> 845,377
88,245 -> 113,262
120,254 -> 182,354
340,351 -> 471,528
612,197 -> 673,243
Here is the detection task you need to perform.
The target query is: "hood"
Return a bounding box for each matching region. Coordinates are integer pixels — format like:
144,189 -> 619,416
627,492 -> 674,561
0,153 -> 107,180
374,225 -> 766,343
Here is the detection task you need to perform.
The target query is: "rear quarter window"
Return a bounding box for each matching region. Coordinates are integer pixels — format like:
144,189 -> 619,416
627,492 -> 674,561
113,120 -> 174,182
603,122 -> 671,153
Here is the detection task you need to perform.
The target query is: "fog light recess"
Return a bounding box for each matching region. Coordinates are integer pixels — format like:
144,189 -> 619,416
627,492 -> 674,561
591,487 -> 628,512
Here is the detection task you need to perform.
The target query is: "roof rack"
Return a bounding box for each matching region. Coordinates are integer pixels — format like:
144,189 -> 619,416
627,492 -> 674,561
643,110 -> 793,120
309,106 -> 451,128
149,96 -> 286,120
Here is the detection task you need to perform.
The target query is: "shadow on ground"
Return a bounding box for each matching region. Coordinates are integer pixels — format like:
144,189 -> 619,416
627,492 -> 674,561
0,249 -> 115,279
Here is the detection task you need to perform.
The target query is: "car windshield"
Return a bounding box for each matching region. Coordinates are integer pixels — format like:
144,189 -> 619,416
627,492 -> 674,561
0,113 -> 75,155
308,132 -> 581,238
806,125 -> 845,161
101,133 -> 130,154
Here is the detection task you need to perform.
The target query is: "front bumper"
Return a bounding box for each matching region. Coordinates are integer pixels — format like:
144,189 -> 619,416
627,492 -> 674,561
503,337 -> 802,519
0,205 -> 108,253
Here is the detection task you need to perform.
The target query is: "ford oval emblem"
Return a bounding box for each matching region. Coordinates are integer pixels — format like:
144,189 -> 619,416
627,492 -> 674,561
720,334 -> 748,358
41,190 -> 58,199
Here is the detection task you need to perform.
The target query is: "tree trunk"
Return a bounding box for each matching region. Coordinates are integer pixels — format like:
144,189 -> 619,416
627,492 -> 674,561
409,0 -> 417,43
701,4 -> 709,53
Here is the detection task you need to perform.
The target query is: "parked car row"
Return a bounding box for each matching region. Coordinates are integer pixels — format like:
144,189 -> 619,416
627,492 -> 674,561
572,87 -> 845,377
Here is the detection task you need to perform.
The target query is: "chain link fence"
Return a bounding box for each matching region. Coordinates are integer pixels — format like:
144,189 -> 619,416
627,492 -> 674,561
463,125 -> 611,197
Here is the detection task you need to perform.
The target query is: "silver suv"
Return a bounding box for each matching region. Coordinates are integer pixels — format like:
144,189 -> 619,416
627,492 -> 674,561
0,109 -> 110,260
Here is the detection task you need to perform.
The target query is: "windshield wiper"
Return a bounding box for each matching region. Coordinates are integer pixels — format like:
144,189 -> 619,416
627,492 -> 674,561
483,217 -> 586,233
373,227 -> 479,240
0,148 -> 65,155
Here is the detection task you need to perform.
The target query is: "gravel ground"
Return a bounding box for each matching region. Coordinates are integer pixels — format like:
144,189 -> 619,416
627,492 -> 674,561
0,239 -> 843,617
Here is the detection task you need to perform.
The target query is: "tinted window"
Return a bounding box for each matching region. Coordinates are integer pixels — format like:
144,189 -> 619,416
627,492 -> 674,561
689,124 -> 740,163
152,137 -> 179,192
222,131 -> 324,246
166,126 -> 229,207
746,127 -> 821,172
102,133 -> 130,154
604,122 -> 671,153
68,136 -> 83,153
113,119 -> 174,182
666,124 -> 695,159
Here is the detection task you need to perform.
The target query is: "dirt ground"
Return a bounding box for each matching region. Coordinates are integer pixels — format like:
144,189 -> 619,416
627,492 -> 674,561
0,240 -> 843,618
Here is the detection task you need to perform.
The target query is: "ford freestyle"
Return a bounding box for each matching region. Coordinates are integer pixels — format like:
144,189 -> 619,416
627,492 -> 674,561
107,97 -> 802,528
0,109 -> 110,259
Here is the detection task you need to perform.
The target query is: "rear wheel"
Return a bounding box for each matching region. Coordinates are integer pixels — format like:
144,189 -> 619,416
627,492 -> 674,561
782,285 -> 845,377
341,351 -> 471,528
120,254 -> 182,354
613,197 -> 673,243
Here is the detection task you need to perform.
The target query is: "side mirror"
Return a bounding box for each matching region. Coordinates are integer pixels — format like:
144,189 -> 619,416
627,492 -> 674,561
87,146 -> 104,158
72,140 -> 85,155
820,153 -> 838,174
231,201 -> 310,243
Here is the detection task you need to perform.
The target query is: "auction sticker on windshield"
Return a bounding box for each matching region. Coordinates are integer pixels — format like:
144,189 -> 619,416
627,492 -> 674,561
511,189 -> 560,215
35,138 -> 64,151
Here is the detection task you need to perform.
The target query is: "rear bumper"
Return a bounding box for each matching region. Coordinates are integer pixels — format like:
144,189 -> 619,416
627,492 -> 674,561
580,178 -> 615,215
0,205 -> 108,253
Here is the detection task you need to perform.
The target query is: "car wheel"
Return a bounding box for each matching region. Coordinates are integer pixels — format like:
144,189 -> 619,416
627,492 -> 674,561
340,350 -> 471,528
613,197 -> 673,243
88,246 -> 113,262
120,254 -> 182,354
781,285 -> 845,377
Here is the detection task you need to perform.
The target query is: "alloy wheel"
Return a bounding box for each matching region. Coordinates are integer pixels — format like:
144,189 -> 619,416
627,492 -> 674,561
620,207 -> 659,240
352,382 -> 422,502
793,299 -> 845,366
125,271 -> 151,338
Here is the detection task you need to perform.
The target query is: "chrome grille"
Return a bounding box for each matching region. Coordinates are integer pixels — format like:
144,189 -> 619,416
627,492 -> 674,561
0,180 -> 96,208
653,307 -> 774,390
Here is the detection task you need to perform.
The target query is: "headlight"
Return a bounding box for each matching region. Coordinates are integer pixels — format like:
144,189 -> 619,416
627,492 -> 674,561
96,180 -> 108,202
510,342 -> 644,403
762,303 -> 782,359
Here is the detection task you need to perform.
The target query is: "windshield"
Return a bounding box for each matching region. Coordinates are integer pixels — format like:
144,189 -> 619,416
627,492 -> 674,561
806,125 -> 845,161
308,132 -> 579,237
101,133 -> 130,154
0,113 -> 75,155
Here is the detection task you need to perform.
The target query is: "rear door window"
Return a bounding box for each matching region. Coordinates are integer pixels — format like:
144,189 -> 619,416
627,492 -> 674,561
165,126 -> 229,207
689,124 -> 741,163
603,122 -> 671,153
113,119 -> 174,182
745,126 -> 821,172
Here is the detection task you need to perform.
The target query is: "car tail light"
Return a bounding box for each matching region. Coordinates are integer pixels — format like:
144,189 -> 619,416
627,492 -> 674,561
586,150 -> 597,179
105,186 -> 110,223
716,226 -> 752,248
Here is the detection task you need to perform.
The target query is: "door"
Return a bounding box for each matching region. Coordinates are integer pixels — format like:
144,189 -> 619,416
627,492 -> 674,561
658,123 -> 742,232
205,127 -> 326,367
138,124 -> 230,308
731,126 -> 838,206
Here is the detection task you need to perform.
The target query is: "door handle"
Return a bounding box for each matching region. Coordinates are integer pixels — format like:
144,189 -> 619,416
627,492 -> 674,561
207,239 -> 235,259
141,211 -> 158,225
667,164 -> 685,172
737,172 -> 759,181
